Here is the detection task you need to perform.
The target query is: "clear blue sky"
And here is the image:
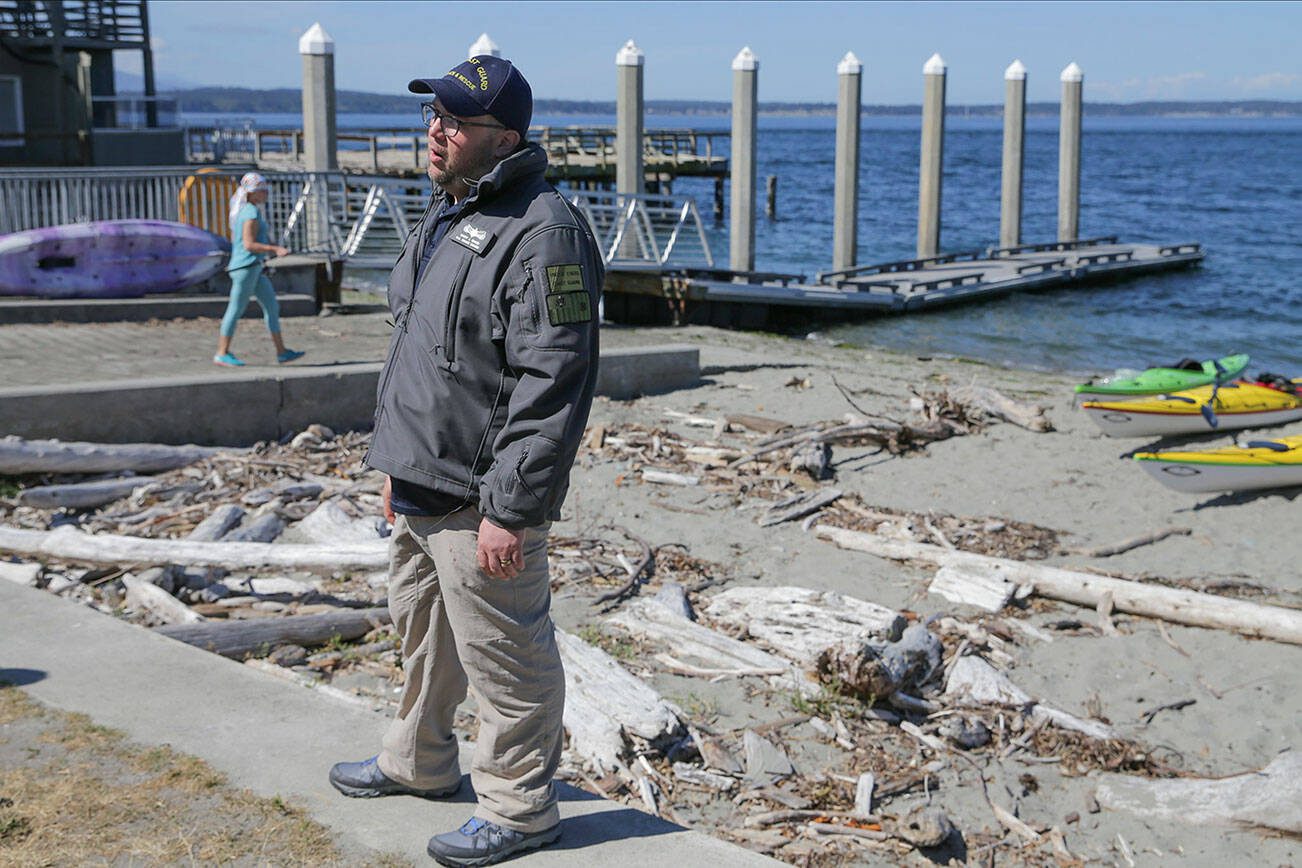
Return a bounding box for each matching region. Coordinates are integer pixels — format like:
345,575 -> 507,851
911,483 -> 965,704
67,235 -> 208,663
129,1 -> 1302,104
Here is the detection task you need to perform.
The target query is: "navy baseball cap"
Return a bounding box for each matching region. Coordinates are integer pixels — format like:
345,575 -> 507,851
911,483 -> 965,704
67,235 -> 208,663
409,56 -> 532,137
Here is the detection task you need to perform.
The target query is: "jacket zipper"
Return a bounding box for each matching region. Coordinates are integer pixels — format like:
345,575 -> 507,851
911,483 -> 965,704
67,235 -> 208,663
375,196 -> 439,412
440,254 -> 474,369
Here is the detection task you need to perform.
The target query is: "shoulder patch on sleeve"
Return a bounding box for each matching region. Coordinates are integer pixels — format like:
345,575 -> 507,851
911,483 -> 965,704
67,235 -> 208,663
543,264 -> 591,325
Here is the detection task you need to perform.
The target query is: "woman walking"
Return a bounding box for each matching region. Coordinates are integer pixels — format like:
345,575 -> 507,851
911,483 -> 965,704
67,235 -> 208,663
214,172 -> 305,367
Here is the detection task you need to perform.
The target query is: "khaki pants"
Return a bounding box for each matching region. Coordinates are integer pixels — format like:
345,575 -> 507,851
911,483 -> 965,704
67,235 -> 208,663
375,509 -> 564,833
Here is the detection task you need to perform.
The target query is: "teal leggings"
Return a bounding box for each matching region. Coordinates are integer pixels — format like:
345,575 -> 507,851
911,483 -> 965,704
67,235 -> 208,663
220,266 -> 280,338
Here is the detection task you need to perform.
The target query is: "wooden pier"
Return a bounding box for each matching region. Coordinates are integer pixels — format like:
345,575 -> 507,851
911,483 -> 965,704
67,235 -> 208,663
185,126 -> 729,189
601,237 -> 1204,328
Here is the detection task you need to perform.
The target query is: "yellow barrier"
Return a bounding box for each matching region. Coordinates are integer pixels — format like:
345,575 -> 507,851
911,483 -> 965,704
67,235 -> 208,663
178,168 -> 237,240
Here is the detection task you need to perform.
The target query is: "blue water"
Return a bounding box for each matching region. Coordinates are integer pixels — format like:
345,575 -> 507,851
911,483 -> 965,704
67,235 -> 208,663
186,111 -> 1302,376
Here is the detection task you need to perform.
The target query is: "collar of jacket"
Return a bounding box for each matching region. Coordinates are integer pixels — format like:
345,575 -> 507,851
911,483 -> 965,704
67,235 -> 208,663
433,142 -> 548,210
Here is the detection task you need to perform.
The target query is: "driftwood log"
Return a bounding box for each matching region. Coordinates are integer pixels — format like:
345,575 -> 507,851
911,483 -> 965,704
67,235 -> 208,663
155,607 -> 390,658
703,586 -> 906,666
818,623 -> 942,701
1095,750 -> 1302,834
945,655 -> 1117,740
122,574 -> 205,624
0,436 -> 223,475
816,525 -> 1302,646
187,504 -> 245,541
948,385 -> 1053,432
607,598 -> 812,694
0,525 -> 389,571
554,628 -> 684,774
296,501 -> 386,544
17,476 -> 147,510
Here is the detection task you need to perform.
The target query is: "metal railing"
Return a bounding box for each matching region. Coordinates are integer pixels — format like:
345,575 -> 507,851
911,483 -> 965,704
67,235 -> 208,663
0,168 -> 715,273
183,125 -> 732,177
0,166 -> 348,255
0,0 -> 147,44
567,191 -> 713,268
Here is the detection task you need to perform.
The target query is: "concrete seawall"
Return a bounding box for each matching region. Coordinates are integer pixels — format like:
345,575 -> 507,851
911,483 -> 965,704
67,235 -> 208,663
0,346 -> 700,445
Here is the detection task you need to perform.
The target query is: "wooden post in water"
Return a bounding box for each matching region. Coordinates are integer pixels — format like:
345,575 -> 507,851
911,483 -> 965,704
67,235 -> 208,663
730,46 -> 759,274
917,53 -> 946,260
1000,59 -> 1027,249
765,175 -> 777,219
1058,62 -> 1083,242
299,22 -> 337,172
833,51 -> 862,272
468,32 -> 501,60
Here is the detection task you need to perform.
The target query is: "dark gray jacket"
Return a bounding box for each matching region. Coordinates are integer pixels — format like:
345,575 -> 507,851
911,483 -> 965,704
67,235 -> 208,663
365,144 -> 603,529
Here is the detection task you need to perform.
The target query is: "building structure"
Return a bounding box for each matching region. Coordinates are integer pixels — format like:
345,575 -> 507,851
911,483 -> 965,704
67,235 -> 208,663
0,0 -> 181,165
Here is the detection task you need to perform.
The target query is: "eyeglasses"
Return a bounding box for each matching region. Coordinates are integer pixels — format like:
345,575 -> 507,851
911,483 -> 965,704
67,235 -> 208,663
420,102 -> 506,136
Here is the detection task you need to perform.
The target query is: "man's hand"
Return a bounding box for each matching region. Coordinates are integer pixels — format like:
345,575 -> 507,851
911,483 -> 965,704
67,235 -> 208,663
477,517 -> 525,580
381,475 -> 395,524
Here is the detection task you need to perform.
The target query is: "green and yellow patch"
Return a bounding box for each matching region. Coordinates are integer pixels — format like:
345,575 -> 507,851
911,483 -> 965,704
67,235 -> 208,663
544,264 -> 591,325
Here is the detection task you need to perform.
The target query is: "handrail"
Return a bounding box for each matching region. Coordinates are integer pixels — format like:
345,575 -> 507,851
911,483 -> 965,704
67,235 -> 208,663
816,249 -> 986,285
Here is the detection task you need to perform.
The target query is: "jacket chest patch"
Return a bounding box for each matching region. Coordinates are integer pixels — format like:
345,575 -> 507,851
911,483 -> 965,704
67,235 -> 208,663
544,264 -> 591,325
450,223 -> 495,255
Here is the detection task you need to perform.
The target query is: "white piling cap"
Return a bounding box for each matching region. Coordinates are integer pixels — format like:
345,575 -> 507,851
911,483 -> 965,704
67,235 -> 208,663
837,51 -> 862,75
732,46 -> 759,72
923,53 -> 946,75
298,22 -> 334,56
616,39 -> 644,66
469,33 -> 500,59
1061,62 -> 1084,83
1005,59 -> 1027,81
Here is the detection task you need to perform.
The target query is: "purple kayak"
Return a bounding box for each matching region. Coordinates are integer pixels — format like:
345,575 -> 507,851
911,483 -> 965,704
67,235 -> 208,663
0,219 -> 231,299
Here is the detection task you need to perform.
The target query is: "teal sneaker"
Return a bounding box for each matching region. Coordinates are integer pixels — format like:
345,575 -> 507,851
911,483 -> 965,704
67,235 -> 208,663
213,352 -> 245,367
277,349 -> 305,364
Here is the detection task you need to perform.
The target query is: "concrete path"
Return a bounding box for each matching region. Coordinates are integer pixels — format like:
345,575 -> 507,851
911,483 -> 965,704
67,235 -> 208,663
0,579 -> 772,866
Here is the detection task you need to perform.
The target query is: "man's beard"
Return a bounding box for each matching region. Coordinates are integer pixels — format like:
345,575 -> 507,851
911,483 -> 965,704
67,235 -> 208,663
432,150 -> 502,192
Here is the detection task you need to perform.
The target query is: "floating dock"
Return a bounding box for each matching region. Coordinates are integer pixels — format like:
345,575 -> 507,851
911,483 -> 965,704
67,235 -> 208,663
601,237 -> 1204,328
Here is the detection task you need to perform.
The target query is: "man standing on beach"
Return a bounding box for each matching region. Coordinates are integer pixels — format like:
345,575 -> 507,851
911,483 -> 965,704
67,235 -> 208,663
328,55 -> 602,866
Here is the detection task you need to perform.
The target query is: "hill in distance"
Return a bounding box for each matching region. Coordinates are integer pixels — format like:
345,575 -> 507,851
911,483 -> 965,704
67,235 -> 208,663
158,87 -> 1302,118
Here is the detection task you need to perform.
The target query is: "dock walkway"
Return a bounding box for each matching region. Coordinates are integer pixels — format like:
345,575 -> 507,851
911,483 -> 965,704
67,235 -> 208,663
186,126 -> 730,186
602,237 -> 1204,328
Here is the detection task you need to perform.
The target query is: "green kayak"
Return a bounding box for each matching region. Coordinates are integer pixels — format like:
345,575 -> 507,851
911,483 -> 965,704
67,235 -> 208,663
1073,354 -> 1250,400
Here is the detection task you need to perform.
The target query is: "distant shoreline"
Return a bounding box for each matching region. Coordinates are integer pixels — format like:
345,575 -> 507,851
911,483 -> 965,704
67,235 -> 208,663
153,87 -> 1302,118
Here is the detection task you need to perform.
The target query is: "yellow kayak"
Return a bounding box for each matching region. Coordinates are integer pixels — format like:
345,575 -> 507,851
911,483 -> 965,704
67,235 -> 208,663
1082,378 -> 1302,437
1135,434 -> 1302,493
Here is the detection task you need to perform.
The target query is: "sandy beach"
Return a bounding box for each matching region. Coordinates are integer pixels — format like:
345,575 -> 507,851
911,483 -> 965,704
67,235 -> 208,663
548,325 -> 1301,863
3,319 -> 1299,865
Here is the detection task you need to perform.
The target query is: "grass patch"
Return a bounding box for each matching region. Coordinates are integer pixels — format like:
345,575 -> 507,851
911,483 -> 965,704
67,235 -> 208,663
0,684 -> 408,866
575,625 -> 638,662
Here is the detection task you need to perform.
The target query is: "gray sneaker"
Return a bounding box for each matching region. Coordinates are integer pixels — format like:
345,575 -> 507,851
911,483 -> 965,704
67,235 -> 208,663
328,756 -> 459,799
426,816 -> 560,867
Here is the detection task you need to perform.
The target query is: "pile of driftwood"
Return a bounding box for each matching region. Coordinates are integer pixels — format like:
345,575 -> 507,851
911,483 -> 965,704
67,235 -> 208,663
4,382 -> 1301,864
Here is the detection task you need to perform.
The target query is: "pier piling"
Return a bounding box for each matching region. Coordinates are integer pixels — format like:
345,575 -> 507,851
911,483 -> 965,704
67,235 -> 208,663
833,51 -> 862,272
917,53 -> 946,260
1058,62 -> 1083,241
730,46 -> 759,273
468,32 -> 500,60
765,175 -> 777,219
615,40 -> 645,199
299,22 -> 337,251
299,22 -> 337,172
1000,60 -> 1026,249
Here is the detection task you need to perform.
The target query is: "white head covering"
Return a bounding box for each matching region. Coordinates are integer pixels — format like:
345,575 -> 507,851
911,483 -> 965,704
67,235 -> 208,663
228,172 -> 268,230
